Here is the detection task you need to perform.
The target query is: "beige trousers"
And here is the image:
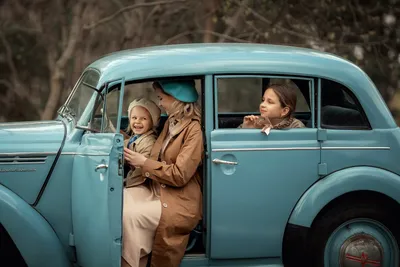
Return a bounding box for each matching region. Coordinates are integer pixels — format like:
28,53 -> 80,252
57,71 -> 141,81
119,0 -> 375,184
122,185 -> 161,267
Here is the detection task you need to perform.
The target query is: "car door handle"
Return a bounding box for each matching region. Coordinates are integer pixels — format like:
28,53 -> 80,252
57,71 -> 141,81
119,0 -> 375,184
212,158 -> 238,165
95,164 -> 108,172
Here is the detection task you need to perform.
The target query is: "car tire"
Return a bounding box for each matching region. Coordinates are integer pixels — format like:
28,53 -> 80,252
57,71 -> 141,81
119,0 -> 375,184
0,224 -> 27,267
308,198 -> 400,267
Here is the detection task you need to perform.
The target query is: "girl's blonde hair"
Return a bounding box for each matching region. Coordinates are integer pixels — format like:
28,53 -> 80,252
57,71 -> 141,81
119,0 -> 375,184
152,81 -> 201,122
168,100 -> 201,122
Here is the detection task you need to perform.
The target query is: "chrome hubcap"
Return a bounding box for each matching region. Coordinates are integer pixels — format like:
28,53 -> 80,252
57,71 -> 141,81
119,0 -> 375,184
340,234 -> 383,267
324,219 -> 399,267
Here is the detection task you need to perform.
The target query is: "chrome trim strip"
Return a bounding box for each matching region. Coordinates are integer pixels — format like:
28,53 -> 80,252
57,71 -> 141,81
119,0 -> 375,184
0,157 -> 47,161
322,146 -> 390,150
61,152 -> 110,156
0,162 -> 46,165
212,146 -> 390,152
0,121 -> 62,126
0,152 -> 110,156
0,152 -> 56,156
0,168 -> 37,173
212,147 -> 320,152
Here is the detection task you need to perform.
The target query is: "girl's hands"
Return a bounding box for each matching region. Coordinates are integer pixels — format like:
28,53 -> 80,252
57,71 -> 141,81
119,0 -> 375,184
242,115 -> 259,128
123,147 -> 147,167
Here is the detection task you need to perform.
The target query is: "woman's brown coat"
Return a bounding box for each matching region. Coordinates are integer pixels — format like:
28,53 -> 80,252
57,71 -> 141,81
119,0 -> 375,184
141,116 -> 203,267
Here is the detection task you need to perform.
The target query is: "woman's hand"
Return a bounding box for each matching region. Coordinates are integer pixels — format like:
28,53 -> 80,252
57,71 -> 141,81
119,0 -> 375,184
242,115 -> 259,128
124,147 -> 147,167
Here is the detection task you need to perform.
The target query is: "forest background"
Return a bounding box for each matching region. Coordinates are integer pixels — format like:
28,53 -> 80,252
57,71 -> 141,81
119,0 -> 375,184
0,0 -> 399,123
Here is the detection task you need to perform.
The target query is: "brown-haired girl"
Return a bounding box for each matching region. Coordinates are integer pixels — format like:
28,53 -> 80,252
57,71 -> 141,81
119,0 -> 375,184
241,83 -> 305,130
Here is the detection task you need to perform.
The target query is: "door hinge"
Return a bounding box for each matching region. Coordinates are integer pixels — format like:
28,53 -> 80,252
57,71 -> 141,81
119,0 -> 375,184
318,163 -> 328,175
317,129 -> 327,141
69,233 -> 75,247
118,154 -> 123,176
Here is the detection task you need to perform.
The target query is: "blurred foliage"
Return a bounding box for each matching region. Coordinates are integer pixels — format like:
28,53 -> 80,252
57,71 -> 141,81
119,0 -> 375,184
0,0 -> 399,122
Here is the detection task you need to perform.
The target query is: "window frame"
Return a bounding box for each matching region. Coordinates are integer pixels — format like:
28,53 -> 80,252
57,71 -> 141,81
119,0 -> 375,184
317,78 -> 372,130
213,74 -> 316,130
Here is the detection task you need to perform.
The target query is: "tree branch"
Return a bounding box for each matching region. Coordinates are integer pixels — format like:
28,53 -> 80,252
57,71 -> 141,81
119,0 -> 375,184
8,25 -> 41,34
218,0 -> 249,42
83,0 -> 188,30
0,32 -> 30,100
0,79 -> 12,90
0,33 -> 18,83
233,0 -> 322,43
57,2 -> 85,70
164,30 -> 250,44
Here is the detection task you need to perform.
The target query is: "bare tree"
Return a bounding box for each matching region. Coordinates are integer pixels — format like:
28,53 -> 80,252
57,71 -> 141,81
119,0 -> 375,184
0,0 -> 399,122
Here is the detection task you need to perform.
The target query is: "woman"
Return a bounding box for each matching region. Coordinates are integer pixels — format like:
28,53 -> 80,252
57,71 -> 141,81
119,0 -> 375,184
123,79 -> 203,267
241,83 -> 305,131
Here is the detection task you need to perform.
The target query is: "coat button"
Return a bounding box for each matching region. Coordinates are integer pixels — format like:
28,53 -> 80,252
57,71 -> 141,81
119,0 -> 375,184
145,172 -> 150,177
161,184 -> 166,188
162,203 -> 168,208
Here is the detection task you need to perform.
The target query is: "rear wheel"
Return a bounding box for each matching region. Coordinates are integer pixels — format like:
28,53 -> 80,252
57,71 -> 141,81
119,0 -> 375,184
309,199 -> 400,267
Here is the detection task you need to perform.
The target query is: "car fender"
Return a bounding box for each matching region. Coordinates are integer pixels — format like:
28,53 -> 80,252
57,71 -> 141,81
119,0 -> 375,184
288,166 -> 400,227
0,184 -> 70,267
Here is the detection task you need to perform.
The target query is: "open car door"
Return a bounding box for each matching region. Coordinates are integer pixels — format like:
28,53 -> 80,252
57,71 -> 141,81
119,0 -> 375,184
71,78 -> 125,267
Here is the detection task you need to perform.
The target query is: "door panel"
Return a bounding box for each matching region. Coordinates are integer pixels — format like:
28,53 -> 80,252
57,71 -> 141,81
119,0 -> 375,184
71,78 -> 124,267
210,129 -> 320,259
321,130 -> 393,173
72,134 -> 123,267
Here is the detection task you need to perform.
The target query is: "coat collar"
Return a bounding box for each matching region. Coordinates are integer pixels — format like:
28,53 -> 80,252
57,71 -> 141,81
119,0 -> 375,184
168,117 -> 192,137
154,115 -> 200,160
129,130 -> 154,150
272,117 -> 294,129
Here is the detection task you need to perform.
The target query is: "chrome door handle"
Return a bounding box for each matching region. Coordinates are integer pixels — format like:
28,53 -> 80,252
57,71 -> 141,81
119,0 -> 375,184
95,164 -> 108,172
212,158 -> 238,165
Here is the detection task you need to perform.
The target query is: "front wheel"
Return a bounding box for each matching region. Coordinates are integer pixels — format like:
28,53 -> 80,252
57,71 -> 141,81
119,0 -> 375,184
0,224 -> 27,267
308,199 -> 400,267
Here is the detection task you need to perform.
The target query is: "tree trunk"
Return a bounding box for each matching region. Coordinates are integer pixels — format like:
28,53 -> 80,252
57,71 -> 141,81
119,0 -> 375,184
41,68 -> 63,120
218,0 -> 249,42
40,2 -> 85,120
203,0 -> 219,43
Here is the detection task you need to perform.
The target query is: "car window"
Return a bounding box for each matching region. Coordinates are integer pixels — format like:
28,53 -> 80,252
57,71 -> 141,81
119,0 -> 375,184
217,78 -> 309,113
65,70 -> 100,126
320,79 -> 370,129
88,83 -> 123,133
216,76 -> 312,129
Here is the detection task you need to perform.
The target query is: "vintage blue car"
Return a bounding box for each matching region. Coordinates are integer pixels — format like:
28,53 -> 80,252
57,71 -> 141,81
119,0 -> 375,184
1,43 -> 399,267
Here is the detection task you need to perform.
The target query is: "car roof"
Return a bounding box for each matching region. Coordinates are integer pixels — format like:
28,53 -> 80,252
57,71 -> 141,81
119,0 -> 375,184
87,43 -> 363,86
84,43 -> 395,129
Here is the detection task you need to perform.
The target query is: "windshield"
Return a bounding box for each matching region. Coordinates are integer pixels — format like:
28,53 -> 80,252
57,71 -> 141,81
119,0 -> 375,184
63,70 -> 100,125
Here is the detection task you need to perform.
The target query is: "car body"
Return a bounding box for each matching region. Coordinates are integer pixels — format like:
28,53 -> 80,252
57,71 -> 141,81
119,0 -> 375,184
1,43 -> 399,267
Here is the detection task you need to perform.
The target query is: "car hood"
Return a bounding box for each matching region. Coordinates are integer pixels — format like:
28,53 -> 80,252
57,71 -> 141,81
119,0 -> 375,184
0,121 -> 66,153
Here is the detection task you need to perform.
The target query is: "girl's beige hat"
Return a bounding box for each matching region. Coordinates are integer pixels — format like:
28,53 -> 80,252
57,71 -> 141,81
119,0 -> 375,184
127,98 -> 161,127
